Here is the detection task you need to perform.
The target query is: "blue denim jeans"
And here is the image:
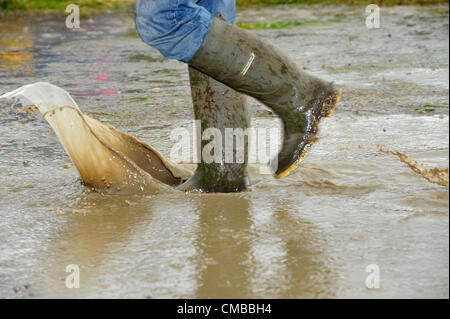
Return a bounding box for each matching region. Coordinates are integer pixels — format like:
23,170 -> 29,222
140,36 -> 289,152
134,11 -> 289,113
135,0 -> 236,62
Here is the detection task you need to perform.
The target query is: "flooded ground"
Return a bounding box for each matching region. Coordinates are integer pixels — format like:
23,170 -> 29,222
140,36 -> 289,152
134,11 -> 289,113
0,4 -> 448,298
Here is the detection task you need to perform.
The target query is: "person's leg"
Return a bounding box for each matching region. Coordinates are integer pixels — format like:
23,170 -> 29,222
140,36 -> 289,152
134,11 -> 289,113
178,1 -> 251,193
135,0 -> 213,62
187,14 -> 342,178
196,0 -> 236,23
136,1 -> 341,179
178,67 -> 250,193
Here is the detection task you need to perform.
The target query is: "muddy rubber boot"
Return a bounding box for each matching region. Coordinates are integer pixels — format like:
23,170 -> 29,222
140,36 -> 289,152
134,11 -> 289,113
177,67 -> 250,193
188,13 -> 342,178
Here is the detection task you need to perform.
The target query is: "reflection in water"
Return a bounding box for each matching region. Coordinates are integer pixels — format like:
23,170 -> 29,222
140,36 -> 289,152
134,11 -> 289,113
193,194 -> 254,298
192,193 -> 337,298
274,205 -> 336,298
37,192 -> 337,298
36,194 -> 152,297
249,195 -> 337,298
0,51 -> 33,73
0,16 -> 34,74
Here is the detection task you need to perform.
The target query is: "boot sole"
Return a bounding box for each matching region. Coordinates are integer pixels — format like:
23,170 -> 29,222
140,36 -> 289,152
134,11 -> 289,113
276,88 -> 342,179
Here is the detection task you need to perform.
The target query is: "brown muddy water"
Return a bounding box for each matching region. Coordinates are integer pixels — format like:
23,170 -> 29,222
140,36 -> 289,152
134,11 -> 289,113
0,5 -> 448,298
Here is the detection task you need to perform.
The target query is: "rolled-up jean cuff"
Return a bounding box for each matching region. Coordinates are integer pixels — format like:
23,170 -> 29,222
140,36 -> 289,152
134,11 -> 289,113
135,0 -> 234,62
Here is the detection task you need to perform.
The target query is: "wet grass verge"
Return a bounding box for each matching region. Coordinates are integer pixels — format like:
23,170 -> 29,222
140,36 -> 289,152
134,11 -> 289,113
0,0 -> 134,11
0,0 -> 448,11
237,0 -> 448,5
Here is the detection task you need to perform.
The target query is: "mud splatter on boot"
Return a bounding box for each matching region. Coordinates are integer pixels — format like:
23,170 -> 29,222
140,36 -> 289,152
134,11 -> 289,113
177,67 -> 250,193
189,14 -> 342,179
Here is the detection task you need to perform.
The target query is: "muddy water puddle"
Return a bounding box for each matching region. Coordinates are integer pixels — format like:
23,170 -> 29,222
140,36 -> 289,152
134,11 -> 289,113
0,113 -> 447,298
0,5 -> 448,298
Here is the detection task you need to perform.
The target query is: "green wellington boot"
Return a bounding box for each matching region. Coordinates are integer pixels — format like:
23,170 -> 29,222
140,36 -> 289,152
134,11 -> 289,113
188,13 -> 342,178
177,66 -> 251,193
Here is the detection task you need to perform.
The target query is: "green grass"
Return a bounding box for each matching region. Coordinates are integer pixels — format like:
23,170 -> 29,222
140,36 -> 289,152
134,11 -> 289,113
0,0 -> 133,10
0,0 -> 448,10
237,0 -> 448,5
412,103 -> 449,113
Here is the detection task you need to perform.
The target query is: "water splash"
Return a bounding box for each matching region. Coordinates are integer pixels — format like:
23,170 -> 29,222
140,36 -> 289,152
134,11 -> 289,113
380,148 -> 449,188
